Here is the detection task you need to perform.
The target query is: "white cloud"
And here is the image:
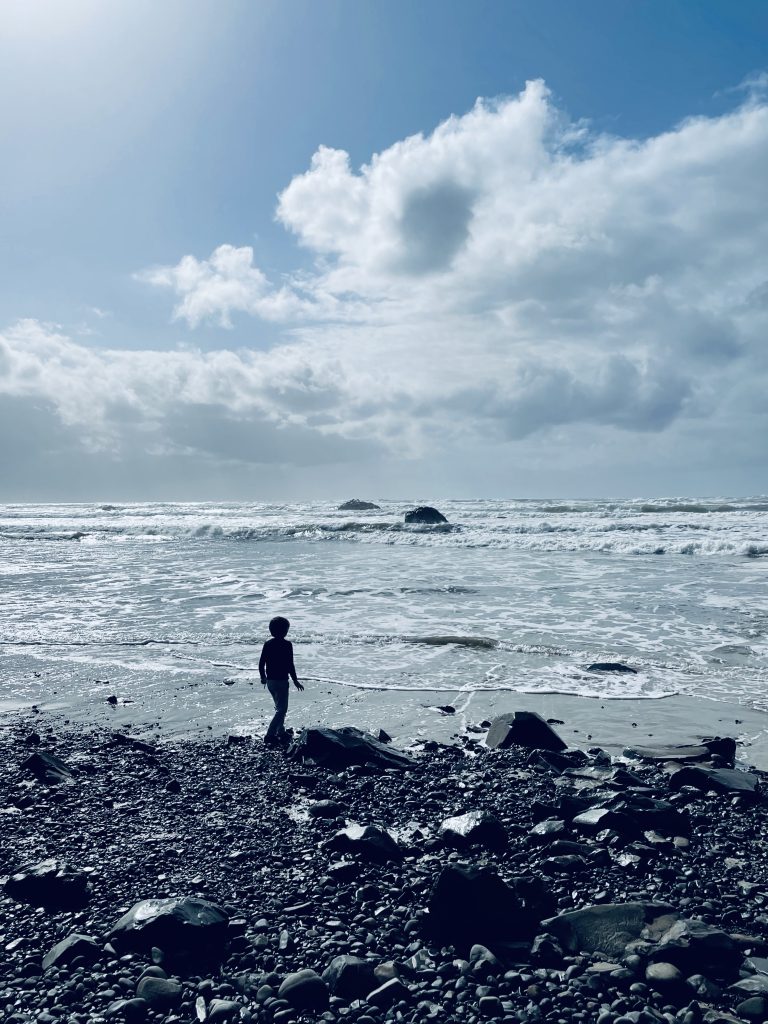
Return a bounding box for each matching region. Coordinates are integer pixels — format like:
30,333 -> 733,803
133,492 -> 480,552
3,81 -> 768,492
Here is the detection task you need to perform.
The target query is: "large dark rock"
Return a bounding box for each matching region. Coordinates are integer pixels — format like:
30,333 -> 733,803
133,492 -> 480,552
42,933 -> 101,972
278,970 -> 329,1012
5,859 -> 90,909
109,897 -> 229,966
485,711 -> 567,752
324,824 -> 403,863
586,662 -> 637,674
648,919 -> 742,976
625,737 -> 736,766
322,954 -> 377,1000
426,863 -> 554,949
21,750 -> 74,784
572,807 -> 642,839
292,726 -> 415,771
404,506 -> 448,524
669,765 -> 758,797
542,902 -> 676,958
135,977 -> 183,1011
338,499 -> 381,511
438,811 -> 508,851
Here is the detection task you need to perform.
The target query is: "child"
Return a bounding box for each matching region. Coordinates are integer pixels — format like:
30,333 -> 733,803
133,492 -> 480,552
259,616 -> 304,745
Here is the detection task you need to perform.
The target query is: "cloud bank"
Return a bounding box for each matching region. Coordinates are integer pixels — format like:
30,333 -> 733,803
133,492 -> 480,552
3,81 -> 768,494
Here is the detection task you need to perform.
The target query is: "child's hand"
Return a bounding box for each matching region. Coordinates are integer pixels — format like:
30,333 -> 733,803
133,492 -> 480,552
294,680 -> 305,691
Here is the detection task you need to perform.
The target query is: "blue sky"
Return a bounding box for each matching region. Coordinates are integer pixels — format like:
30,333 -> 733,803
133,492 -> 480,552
1,1 -> 767,498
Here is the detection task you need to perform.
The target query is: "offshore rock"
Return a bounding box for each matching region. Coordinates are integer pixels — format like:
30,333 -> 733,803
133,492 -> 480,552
404,506 -> 448,524
5,859 -> 90,909
542,902 -> 676,958
292,726 -> 415,770
586,662 -> 638,673
338,499 -> 381,511
109,896 -> 229,966
625,737 -> 736,766
485,711 -> 567,752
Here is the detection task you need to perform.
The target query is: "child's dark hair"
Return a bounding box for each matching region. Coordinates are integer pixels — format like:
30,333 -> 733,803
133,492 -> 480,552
269,616 -> 290,638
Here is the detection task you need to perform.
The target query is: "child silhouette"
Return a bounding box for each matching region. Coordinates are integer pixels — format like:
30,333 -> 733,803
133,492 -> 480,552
259,616 -> 304,745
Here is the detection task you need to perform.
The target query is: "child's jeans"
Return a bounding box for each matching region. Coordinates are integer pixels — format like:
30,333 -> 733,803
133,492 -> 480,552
265,678 -> 289,741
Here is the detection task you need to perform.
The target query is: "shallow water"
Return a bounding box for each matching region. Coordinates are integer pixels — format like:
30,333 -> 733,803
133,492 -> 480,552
1,498 -> 766,734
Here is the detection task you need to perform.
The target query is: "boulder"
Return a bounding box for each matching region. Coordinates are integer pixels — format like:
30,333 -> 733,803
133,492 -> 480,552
439,811 -> 508,851
542,902 -> 676,958
324,824 -> 403,863
21,750 -> 74,784
105,999 -> 149,1023
5,859 -> 90,909
42,933 -> 101,972
404,506 -> 448,524
278,969 -> 329,1012
322,954 -> 377,1000
572,807 -> 642,839
668,765 -> 758,798
485,711 -> 566,752
109,897 -> 229,966
135,977 -> 183,1011
649,919 -> 742,975
207,1000 -> 243,1023
625,737 -> 736,766
338,499 -> 381,511
308,800 -> 348,819
292,726 -> 415,771
366,977 -> 410,1008
426,863 -> 554,949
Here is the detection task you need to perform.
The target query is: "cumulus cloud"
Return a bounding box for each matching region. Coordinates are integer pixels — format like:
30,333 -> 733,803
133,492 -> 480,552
4,81 -> 768,491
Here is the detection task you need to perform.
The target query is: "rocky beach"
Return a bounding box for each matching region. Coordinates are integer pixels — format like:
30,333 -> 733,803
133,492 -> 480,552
4,710 -> 768,1024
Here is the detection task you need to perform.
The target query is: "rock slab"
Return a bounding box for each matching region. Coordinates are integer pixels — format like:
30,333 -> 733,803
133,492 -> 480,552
109,896 -> 229,965
485,711 -> 567,752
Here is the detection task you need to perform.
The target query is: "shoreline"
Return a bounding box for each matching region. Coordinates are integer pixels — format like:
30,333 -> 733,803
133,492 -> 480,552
3,710 -> 768,1024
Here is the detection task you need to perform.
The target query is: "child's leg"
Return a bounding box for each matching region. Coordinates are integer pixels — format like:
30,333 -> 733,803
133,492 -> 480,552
265,678 -> 290,740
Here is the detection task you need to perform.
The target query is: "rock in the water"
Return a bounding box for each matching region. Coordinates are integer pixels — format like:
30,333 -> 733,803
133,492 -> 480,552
426,863 -> 554,948
42,933 -> 101,971
338,499 -> 381,511
109,896 -> 229,966
292,726 -> 415,770
21,750 -> 74,784
322,954 -> 377,1000
278,969 -> 329,1012
135,977 -> 183,1011
542,902 -> 676,958
5,859 -> 90,909
438,810 -> 508,850
586,662 -> 637,674
404,506 -> 448,524
485,711 -> 567,752
625,737 -> 736,766
669,765 -> 758,797
325,823 -> 403,863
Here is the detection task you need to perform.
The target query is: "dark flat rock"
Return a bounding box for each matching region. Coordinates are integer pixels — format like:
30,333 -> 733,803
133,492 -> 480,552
5,859 -> 90,909
109,896 -> 229,966
338,499 -> 381,511
486,711 -> 567,752
669,765 -> 759,797
292,726 -> 415,771
542,902 -> 676,958
21,750 -> 74,784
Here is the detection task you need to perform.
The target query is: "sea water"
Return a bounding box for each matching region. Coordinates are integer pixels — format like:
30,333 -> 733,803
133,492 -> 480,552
1,498 -> 766,734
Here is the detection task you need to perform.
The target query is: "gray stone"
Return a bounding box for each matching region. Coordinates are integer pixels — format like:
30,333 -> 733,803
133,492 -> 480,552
21,750 -> 74,784
325,824 -> 403,863
542,903 -> 676,959
292,726 -> 415,770
278,969 -> 329,1012
42,933 -> 101,971
366,978 -> 410,1008
109,896 -> 229,966
439,811 -> 507,850
485,711 -> 566,752
207,999 -> 243,1022
5,859 -> 90,909
135,977 -> 182,1011
650,918 -> 741,973
322,955 -> 377,1000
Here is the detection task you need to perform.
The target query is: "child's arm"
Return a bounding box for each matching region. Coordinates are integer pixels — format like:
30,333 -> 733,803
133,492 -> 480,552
288,641 -> 304,690
258,643 -> 267,684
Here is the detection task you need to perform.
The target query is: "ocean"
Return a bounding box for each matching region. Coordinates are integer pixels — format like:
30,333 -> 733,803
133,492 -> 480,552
1,498 -> 767,743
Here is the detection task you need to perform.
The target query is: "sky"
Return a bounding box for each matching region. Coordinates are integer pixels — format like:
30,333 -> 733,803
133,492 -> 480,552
1,0 -> 767,500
